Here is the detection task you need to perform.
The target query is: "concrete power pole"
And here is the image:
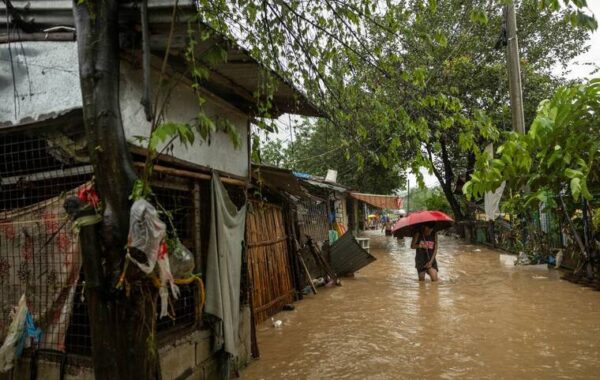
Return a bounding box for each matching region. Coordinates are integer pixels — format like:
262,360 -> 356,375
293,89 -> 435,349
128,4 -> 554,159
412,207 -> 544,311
505,3 -> 526,134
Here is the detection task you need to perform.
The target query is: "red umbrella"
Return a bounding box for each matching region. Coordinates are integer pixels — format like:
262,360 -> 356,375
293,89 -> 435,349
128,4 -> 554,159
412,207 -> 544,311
391,210 -> 454,238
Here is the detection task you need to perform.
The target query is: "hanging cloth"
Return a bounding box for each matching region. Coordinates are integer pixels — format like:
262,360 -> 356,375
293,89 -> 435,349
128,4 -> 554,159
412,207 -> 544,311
205,174 -> 247,357
483,144 -> 505,221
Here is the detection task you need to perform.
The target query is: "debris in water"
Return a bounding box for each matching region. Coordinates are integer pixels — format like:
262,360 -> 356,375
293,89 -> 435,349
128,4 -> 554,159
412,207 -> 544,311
532,276 -> 548,280
271,317 -> 283,328
283,304 -> 295,311
499,254 -> 517,267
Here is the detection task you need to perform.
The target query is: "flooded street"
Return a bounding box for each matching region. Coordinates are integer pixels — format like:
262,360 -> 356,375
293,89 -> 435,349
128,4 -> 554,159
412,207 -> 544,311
241,232 -> 600,380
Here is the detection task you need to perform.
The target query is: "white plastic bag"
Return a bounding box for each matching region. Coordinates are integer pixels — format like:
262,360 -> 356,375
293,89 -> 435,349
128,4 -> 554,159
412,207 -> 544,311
126,199 -> 179,318
127,199 -> 166,273
0,295 -> 28,373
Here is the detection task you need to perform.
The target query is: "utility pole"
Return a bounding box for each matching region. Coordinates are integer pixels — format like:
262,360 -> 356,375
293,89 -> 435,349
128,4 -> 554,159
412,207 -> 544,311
406,179 -> 410,215
505,3 -> 526,134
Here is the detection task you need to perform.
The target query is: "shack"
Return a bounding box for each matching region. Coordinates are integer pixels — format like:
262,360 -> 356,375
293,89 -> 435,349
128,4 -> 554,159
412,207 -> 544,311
294,172 -> 352,238
348,192 -> 404,233
0,1 -> 319,378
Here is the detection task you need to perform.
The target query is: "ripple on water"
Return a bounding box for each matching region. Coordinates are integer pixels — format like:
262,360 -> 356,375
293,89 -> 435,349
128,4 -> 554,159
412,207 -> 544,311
242,232 -> 600,380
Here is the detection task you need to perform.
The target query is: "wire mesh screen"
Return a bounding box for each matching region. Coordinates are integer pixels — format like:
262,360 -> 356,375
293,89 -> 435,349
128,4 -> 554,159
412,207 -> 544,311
296,199 -> 329,245
1,126 -> 243,355
0,129 -> 91,353
152,182 -> 197,333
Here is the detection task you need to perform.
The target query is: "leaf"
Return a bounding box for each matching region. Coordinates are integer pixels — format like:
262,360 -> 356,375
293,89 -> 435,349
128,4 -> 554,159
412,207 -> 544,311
469,9 -> 488,25
570,177 -> 581,200
433,31 -> 448,48
427,0 -> 437,12
196,113 -> 217,141
149,122 -> 195,151
564,168 -> 582,178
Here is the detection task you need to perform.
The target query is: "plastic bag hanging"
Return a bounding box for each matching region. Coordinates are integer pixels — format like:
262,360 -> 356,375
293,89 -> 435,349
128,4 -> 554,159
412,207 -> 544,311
156,241 -> 180,318
127,199 -> 166,273
126,199 -> 179,317
0,294 -> 41,373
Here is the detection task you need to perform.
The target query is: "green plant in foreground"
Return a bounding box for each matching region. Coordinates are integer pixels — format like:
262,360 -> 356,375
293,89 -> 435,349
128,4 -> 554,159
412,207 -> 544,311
465,78 -> 600,208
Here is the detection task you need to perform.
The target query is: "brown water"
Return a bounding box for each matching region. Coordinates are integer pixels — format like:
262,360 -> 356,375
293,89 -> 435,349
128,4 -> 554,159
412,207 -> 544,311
240,232 -> 600,380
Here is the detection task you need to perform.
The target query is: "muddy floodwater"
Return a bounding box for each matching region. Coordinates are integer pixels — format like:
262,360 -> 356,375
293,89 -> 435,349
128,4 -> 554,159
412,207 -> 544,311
240,232 -> 600,380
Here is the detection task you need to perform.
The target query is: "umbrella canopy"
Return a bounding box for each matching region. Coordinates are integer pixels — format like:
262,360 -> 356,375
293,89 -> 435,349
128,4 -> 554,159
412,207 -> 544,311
391,210 -> 454,238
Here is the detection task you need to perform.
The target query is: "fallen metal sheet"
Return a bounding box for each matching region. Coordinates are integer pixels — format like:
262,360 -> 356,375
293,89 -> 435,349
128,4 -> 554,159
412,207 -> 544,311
329,232 -> 376,276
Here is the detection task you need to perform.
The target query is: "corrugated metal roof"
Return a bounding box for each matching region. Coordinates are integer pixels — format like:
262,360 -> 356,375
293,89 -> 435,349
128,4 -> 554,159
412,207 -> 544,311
350,192 -> 404,210
329,232 -> 376,276
297,176 -> 349,193
252,165 -> 315,200
0,41 -> 81,128
0,0 -> 322,119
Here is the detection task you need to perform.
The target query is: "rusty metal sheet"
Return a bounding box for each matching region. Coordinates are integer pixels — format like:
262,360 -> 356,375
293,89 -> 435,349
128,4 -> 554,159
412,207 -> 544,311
329,232 -> 376,276
350,192 -> 404,209
252,165 -> 315,200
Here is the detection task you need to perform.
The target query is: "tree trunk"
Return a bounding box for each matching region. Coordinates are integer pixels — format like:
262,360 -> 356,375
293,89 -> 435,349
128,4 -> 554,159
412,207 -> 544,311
73,1 -> 160,378
427,143 -> 465,222
432,170 -> 463,219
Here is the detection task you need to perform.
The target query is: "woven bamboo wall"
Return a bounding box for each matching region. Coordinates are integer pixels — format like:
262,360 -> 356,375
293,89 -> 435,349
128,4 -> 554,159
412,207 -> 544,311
246,202 -> 295,323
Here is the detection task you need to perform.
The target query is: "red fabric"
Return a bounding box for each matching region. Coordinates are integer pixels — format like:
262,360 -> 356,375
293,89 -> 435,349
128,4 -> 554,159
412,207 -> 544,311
77,183 -> 100,208
158,241 -> 168,260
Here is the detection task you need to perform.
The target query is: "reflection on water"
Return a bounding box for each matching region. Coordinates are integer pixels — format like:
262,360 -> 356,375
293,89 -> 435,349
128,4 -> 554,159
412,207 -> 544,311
241,232 -> 600,380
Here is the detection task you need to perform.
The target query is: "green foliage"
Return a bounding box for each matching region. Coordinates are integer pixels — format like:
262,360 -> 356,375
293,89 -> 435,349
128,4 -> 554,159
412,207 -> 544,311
190,0 -> 594,217
464,78 -> 600,206
407,186 -> 453,216
260,118 -> 405,194
149,122 -> 196,151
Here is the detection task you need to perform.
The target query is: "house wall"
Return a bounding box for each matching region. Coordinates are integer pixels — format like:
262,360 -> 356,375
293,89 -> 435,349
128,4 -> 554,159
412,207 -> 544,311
120,61 -> 250,178
0,41 -> 250,178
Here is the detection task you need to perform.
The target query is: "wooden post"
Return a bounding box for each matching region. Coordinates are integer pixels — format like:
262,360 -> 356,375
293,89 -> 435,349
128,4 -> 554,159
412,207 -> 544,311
193,182 -> 202,272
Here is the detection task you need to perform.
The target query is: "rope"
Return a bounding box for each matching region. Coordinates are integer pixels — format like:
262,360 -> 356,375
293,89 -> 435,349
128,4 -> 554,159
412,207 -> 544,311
0,217 -> 69,226
150,273 -> 206,310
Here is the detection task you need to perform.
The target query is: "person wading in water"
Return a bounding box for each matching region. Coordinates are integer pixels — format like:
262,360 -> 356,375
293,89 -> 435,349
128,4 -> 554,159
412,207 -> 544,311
410,222 -> 439,281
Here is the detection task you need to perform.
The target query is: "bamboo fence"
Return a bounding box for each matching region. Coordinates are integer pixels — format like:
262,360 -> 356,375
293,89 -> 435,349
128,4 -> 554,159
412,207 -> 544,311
246,201 -> 295,323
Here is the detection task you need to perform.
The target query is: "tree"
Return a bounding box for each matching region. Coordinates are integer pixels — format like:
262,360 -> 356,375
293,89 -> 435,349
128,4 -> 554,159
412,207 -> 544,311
465,79 -> 600,208
261,118 -> 405,193
348,0 -> 591,224
406,186 -> 452,215
72,1 -> 161,378
464,79 -> 600,276
249,1 -> 594,225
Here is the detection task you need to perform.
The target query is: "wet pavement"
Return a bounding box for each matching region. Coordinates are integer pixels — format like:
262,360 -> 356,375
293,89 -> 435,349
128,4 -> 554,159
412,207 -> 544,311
240,232 -> 600,379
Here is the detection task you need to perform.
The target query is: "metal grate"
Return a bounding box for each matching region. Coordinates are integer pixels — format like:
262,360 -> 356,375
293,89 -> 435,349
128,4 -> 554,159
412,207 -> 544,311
0,128 -> 91,353
296,199 -> 329,245
152,182 -> 197,333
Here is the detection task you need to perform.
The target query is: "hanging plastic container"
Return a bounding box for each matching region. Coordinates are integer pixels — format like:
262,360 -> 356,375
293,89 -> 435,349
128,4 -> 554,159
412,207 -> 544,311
169,241 -> 195,279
